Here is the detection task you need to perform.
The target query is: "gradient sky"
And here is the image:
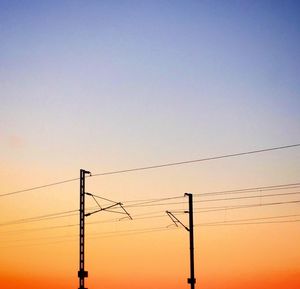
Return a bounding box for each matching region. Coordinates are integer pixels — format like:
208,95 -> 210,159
1,1 -> 300,289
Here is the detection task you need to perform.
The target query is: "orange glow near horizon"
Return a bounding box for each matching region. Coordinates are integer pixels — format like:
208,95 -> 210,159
1,166 -> 300,288
1,262 -> 299,289
1,209 -> 300,289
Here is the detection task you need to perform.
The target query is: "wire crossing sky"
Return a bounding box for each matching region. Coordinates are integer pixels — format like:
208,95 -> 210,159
1,143 -> 299,197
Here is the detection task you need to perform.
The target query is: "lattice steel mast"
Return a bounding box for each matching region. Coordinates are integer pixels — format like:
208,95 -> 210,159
78,169 -> 90,289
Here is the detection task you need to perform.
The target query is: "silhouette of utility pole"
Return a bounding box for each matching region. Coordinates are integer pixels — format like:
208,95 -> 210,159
77,169 -> 132,289
166,193 -> 196,289
78,169 -> 91,289
186,193 -> 196,289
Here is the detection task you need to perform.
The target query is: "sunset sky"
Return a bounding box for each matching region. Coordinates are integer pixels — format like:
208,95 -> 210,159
1,1 -> 300,289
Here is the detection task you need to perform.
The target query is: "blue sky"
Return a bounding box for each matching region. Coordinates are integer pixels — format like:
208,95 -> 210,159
1,0 -> 299,179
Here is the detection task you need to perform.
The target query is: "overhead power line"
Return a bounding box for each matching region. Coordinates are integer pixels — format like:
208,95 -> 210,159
1,197 -> 300,235
0,209 -> 78,227
0,178 -> 79,198
2,215 -> 300,249
194,182 -> 300,197
195,199 -> 300,213
126,191 -> 300,208
90,143 -> 300,177
1,143 -> 300,198
1,187 -> 300,228
200,213 -> 300,224
3,218 -> 300,249
199,219 -> 300,227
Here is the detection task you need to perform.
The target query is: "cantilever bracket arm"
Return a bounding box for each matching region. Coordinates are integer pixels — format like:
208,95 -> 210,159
85,192 -> 133,220
85,202 -> 120,217
85,193 -> 133,220
166,211 -> 189,231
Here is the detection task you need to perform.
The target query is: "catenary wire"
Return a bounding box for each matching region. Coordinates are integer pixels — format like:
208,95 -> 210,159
125,191 -> 300,208
194,183 -> 300,197
1,143 -> 299,198
1,197 -> 300,235
90,143 -> 300,178
1,189 -> 299,228
0,209 -> 78,227
195,199 -> 300,213
1,217 -> 300,249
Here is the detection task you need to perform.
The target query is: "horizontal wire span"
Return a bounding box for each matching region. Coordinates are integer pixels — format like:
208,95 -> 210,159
0,210 -> 78,227
89,186 -> 300,209
0,195 -> 183,226
195,199 -> 300,213
0,192 -> 300,226
1,217 -> 300,248
91,144 -> 300,178
1,198 -> 300,235
194,183 -> 300,197
197,214 -> 300,225
199,219 -> 300,227
1,143 -> 300,198
0,178 -> 79,197
125,192 -> 300,208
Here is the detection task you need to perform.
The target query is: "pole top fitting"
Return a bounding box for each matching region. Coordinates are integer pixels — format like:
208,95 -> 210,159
80,169 -> 91,175
184,192 -> 192,197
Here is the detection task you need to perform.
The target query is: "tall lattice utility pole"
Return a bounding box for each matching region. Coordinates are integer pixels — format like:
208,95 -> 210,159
77,169 -> 132,289
78,169 -> 90,289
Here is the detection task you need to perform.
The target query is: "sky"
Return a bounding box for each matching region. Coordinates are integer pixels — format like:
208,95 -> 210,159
0,1 -> 300,289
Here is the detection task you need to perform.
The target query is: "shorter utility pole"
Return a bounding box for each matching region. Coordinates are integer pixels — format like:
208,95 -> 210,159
166,193 -> 196,289
185,193 -> 196,289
